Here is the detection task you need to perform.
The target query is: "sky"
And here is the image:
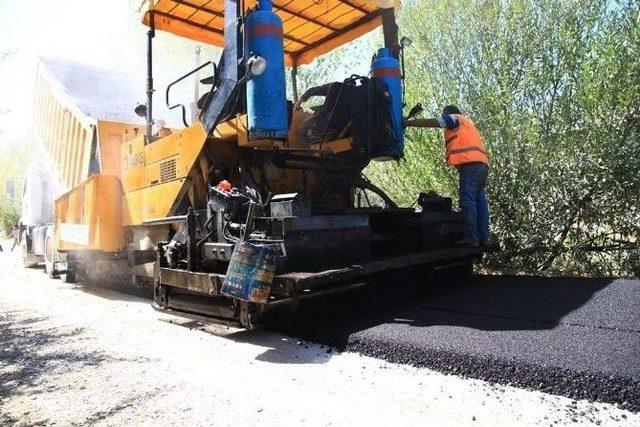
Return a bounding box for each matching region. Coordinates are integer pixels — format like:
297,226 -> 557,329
0,0 -> 216,148
0,0 -> 376,151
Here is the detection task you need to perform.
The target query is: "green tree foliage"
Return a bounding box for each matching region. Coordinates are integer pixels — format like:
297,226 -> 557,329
286,32 -> 378,102
0,49 -> 24,236
0,143 -> 28,235
366,0 -> 640,275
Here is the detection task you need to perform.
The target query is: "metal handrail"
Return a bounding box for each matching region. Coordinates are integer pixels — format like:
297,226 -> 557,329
165,61 -> 216,127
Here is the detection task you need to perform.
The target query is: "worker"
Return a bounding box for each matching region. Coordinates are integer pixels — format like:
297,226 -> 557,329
293,82 -> 350,146
405,105 -> 489,247
10,223 -> 20,251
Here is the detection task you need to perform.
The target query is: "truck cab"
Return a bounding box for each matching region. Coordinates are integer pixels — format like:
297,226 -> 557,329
19,160 -> 59,269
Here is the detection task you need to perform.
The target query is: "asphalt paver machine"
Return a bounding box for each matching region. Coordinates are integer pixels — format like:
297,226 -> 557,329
55,0 -> 483,327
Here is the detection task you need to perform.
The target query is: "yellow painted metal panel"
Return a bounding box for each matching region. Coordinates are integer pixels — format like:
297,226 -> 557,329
57,107 -> 65,179
310,137 -> 354,153
71,121 -> 81,185
120,123 -> 209,226
120,133 -> 147,192
144,123 -> 207,188
48,89 -> 55,143
119,123 -> 207,191
42,86 -> 51,149
144,123 -> 207,167
122,178 -> 187,226
67,114 -> 75,188
55,174 -> 125,252
68,117 -> 78,186
144,154 -> 179,186
210,115 -> 278,148
52,93 -> 59,144
56,107 -> 64,167
51,103 -> 60,168
212,117 -> 242,140
57,107 -> 66,172
62,110 -> 72,188
38,86 -> 48,149
33,74 -> 43,132
75,122 -> 84,185
80,128 -> 91,184
96,120 -> 141,178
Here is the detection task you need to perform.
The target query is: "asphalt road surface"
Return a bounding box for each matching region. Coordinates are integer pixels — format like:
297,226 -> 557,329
277,274 -> 640,412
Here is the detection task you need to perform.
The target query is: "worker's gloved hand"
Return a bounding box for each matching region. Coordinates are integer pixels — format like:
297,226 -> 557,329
293,100 -> 303,111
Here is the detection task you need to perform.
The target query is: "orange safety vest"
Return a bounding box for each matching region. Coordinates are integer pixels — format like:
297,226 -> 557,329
443,114 -> 489,166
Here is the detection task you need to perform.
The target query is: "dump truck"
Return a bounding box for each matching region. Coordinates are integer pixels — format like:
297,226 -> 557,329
22,58 -> 144,278
46,0 -> 483,327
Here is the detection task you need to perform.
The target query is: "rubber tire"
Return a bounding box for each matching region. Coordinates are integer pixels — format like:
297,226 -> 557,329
20,231 -> 39,268
61,270 -> 76,283
44,233 -> 58,279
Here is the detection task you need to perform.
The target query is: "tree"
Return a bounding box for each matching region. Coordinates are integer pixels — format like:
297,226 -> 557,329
366,0 -> 640,276
0,49 -> 23,236
286,32 -> 378,102
0,142 -> 29,236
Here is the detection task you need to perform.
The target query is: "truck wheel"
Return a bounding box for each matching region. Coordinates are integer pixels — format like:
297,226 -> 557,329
20,232 -> 38,268
61,270 -> 76,283
44,233 -> 58,278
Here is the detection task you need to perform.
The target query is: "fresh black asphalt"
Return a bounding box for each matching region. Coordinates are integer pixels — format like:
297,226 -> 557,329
275,275 -> 640,411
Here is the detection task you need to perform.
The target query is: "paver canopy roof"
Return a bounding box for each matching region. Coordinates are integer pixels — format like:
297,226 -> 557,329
141,0 -> 397,65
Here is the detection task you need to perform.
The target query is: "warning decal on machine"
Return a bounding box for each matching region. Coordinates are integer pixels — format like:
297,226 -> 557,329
59,223 -> 90,245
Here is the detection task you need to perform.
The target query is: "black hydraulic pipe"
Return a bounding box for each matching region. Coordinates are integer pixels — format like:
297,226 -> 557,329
186,207 -> 198,271
146,11 -> 156,140
291,64 -> 299,102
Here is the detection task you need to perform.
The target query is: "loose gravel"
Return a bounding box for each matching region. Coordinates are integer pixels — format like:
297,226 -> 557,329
1,242 -> 639,425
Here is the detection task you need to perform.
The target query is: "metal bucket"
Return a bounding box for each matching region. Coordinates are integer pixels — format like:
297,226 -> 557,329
221,242 -> 276,304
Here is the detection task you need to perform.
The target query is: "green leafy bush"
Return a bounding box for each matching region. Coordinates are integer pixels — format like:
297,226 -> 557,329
366,0 -> 640,276
0,143 -> 28,237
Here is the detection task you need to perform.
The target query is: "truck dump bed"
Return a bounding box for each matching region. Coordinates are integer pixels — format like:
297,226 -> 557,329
32,57 -> 145,190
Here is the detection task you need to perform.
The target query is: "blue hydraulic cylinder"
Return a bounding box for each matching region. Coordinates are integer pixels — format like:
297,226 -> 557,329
371,47 -> 404,159
245,0 -> 288,140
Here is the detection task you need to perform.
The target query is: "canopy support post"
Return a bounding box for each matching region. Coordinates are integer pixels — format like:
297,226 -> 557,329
200,0 -> 241,133
146,11 -> 156,141
291,63 -> 299,102
381,8 -> 399,59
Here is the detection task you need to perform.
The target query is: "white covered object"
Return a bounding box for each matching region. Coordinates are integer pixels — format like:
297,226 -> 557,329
21,161 -> 62,227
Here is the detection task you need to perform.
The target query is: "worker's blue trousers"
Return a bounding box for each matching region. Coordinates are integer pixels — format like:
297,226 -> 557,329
458,162 -> 489,245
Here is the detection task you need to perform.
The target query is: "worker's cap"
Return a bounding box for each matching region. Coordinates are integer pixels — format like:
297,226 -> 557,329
442,105 -> 462,116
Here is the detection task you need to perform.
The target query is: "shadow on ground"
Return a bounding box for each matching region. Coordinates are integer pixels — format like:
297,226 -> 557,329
69,283 -> 153,303
272,274 -> 613,349
164,318 -> 334,365
190,273 -> 615,366
228,329 -> 334,364
0,310 -> 111,399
